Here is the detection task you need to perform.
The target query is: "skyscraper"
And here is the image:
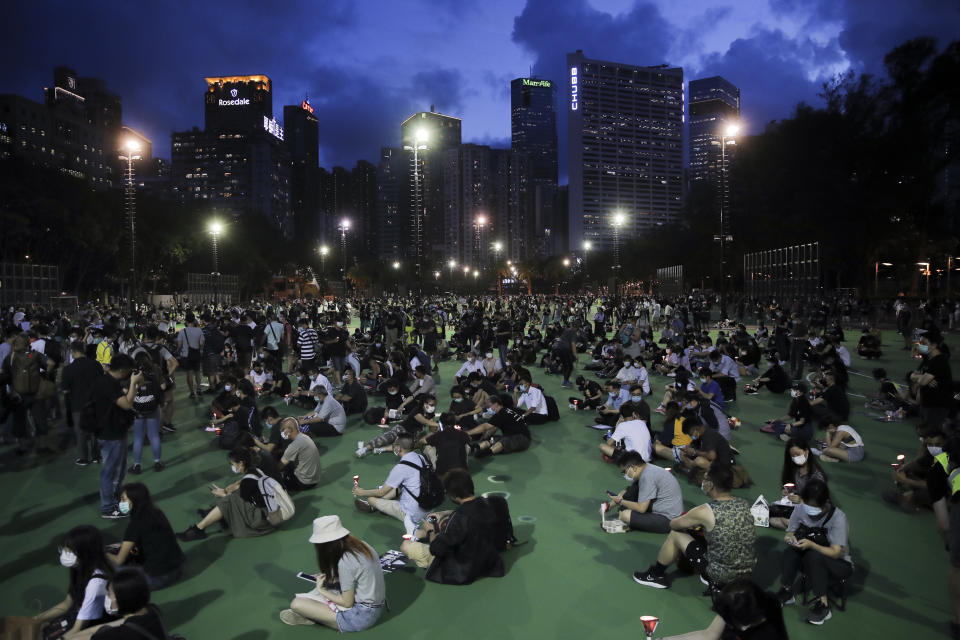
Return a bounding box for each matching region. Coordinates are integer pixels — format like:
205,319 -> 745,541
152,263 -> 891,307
377,147 -> 405,260
511,77 -> 558,256
688,76 -> 740,185
284,99 -> 320,243
566,51 -> 684,252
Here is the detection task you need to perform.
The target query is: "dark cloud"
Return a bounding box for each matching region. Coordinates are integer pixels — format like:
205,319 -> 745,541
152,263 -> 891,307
409,69 -> 470,115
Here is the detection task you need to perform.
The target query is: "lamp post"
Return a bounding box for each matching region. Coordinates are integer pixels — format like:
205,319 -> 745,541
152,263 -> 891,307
611,212 -> 626,294
338,218 -> 351,281
874,261 -> 892,296
474,214 -> 487,269
392,261 -> 401,295
447,259 -> 457,287
716,123 -> 739,316
403,129 -> 428,287
917,262 -> 931,298
319,245 -> 329,278
119,139 -> 141,314
208,220 -> 223,307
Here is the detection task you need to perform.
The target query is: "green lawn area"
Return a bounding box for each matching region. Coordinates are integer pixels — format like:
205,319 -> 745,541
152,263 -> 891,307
0,329 -> 949,639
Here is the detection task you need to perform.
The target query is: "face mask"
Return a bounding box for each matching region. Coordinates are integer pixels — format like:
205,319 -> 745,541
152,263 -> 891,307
336,322 -> 343,327
280,431 -> 290,440
699,378 -> 706,384
486,353 -> 493,359
802,504 -> 822,517
224,385 -> 232,392
388,390 -> 397,396
424,405 -> 435,414
608,391 -> 616,398
60,549 -> 77,568
791,390 -> 801,398
623,473 -> 632,482
624,362 -> 632,367
453,397 -> 463,403
928,445 -> 944,457
792,454 -> 808,466
700,480 -> 711,495
483,408 -> 495,418
231,464 -> 241,474
918,344 -> 930,354
118,501 -> 131,515
376,343 -> 382,347
105,595 -> 118,616
631,395 -> 643,403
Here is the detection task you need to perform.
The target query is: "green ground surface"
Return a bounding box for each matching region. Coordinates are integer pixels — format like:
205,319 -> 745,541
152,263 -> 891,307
0,328 -> 949,639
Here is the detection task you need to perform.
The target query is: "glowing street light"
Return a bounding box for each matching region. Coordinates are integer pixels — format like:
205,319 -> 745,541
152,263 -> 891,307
338,218 -> 351,279
474,214 -> 487,267
563,258 -> 571,267
611,211 -> 626,273
392,261 -> 400,270
404,130 -> 429,285
318,244 -> 329,276
119,138 -> 142,314
208,220 -> 224,306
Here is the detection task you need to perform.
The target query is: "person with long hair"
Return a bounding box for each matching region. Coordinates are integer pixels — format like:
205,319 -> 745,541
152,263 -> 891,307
661,577 -> 789,639
85,568 -> 168,638
280,515 -> 385,631
178,447 -> 277,541
33,525 -> 114,638
107,483 -> 184,589
769,439 -> 828,530
128,351 -> 166,474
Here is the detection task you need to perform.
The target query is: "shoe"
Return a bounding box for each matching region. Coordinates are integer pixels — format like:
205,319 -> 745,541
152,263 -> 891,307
280,609 -> 317,626
129,464 -> 142,474
75,458 -> 91,466
744,389 -> 759,395
560,381 -> 572,389
154,461 -> 165,472
189,392 -> 196,399
586,423 -> 611,430
601,454 -> 614,463
101,509 -> 127,520
760,424 -> 775,433
161,424 -> 177,433
632,568 -> 668,589
474,446 -> 493,459
354,497 -> 375,513
654,406 -> 666,414
93,457 -> 102,464
820,455 -> 840,463
776,586 -> 796,605
805,601 -> 832,625
178,525 -> 207,541
779,434 -> 791,442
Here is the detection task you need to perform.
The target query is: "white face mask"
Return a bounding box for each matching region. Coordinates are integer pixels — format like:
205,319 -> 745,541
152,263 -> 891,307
486,353 -> 493,359
59,549 -> 77,568
792,454 -> 808,466
104,595 -> 118,615
224,385 -> 232,392
700,480 -> 711,495
231,464 -> 241,474
424,405 -> 435,414
623,473 -> 632,482
280,431 -> 290,440
791,390 -> 802,398
928,445 -> 944,457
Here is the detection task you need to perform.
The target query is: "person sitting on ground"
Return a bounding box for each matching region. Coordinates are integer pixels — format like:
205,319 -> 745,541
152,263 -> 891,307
246,360 -> 273,394
809,371 -> 850,429
514,376 -> 550,425
281,515 -> 385,631
866,367 -> 901,411
776,478 -> 853,626
856,327 -> 882,359
569,375 -> 604,410
656,368 -> 697,414
592,379 -> 632,429
633,462 -> 756,592
600,403 -> 652,463
356,395 -> 437,458
627,383 -> 652,426
816,422 -> 865,463
697,367 -> 727,414
455,352 -> 485,383
762,382 -> 814,442
178,447 -> 277,541
677,417 -> 735,483
298,385 -> 347,437
411,365 -> 436,399
883,424 -> 943,513
420,412 -> 471,476
278,418 -> 323,492
613,356 -> 641,387
467,394 -> 531,458
653,402 -> 693,464
401,469 -> 511,584
683,390 -> 722,438
480,350 -> 502,381
769,439 -> 828,530
85,567 -> 168,639
659,577 -> 788,640
746,351 -> 791,396
252,406 -> 289,460
608,451 -> 683,534
106,483 -> 185,590
448,385 -> 480,430
352,435 -> 428,535
33,525 -> 114,638
335,368 -> 367,415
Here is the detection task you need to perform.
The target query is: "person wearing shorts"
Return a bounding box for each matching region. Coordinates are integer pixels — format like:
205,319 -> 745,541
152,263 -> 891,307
611,452 -> 683,534
467,395 -> 531,458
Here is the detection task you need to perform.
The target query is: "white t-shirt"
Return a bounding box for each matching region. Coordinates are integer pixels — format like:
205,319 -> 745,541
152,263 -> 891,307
310,373 -> 333,396
837,425 -> 864,448
517,385 -> 548,415
76,570 -> 108,621
455,359 -> 485,378
611,418 -> 652,461
385,452 -> 428,523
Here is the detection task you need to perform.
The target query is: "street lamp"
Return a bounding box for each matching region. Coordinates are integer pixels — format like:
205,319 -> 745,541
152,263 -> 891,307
474,214 -> 488,268
319,245 -> 329,276
874,261 -> 892,295
917,262 -> 931,298
403,129 -> 429,286
208,220 -> 223,307
611,211 -> 626,274
714,122 -> 739,315
338,218 -> 351,280
119,139 -> 141,315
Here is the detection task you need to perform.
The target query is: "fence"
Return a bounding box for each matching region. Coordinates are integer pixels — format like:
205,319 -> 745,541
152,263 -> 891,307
185,273 -> 240,305
743,242 -> 821,301
656,265 -> 684,297
0,262 -> 60,307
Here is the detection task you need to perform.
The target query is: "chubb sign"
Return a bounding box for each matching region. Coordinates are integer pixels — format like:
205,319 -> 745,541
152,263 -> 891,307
570,67 -> 579,111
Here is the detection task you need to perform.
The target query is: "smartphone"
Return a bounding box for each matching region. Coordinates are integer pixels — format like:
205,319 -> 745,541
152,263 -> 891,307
296,571 -> 316,583
605,490 -> 616,497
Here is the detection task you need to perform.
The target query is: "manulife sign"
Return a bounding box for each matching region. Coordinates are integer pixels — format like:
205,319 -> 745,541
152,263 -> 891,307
522,79 -> 552,88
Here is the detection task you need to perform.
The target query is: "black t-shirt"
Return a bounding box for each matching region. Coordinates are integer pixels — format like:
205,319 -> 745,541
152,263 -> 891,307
927,459 -> 953,504
268,421 -> 290,458
425,427 -> 471,476
496,320 -> 511,345
919,353 -> 954,408
760,363 -> 790,393
61,356 -> 104,407
821,385 -> 850,420
326,327 -> 349,357
694,428 -> 733,465
93,374 -> 132,440
449,397 -> 477,417
92,605 -> 166,639
488,407 -> 530,439
122,510 -> 185,577
340,380 -> 367,413
231,324 -> 253,351
788,397 -> 813,422
400,402 -> 427,435
582,380 -> 602,398
379,383 -> 410,410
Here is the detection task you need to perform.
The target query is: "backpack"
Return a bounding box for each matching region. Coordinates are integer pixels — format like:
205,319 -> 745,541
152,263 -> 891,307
217,418 -> 242,450
9,350 -> 41,395
132,378 -> 163,415
481,495 -> 518,551
399,455 -> 445,509
545,395 -> 560,421
246,468 -> 295,525
203,326 -> 226,354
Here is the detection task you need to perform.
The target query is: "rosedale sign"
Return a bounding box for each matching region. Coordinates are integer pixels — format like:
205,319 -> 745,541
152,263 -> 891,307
522,79 -> 552,88
218,97 -> 251,106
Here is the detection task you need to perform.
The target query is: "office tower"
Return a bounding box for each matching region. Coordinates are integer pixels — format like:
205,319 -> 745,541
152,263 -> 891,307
284,100 -> 321,243
171,75 -> 291,232
377,147 -> 405,260
567,50 -> 684,251
688,76 -> 740,185
511,77 -> 558,256
351,160 -> 378,257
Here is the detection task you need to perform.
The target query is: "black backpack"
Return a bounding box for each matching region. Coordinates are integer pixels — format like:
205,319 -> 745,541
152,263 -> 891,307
481,495 -> 517,551
133,378 -> 163,414
399,455 -> 445,510
545,395 -> 560,421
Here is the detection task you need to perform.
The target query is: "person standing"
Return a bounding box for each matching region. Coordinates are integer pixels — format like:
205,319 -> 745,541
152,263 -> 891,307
60,341 -> 104,465
176,313 -> 204,399
92,354 -> 141,519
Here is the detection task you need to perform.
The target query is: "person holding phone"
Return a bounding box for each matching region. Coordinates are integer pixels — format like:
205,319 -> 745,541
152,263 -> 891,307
770,439 -> 828,529
280,515 -> 385,631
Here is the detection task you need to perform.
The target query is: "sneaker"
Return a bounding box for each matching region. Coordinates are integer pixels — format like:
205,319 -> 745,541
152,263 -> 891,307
154,461 -> 165,472
776,586 -> 796,606
560,381 -> 572,389
128,464 -> 142,474
188,392 -> 196,399
280,609 -> 317,626
805,601 -> 832,625
161,424 -> 177,433
779,434 -> 791,442
101,509 -> 127,520
586,423 -> 611,430
730,445 -> 741,455
820,455 -> 840,463
354,497 -> 375,513
760,424 -> 775,433
632,568 -> 668,589
177,525 -> 207,541
75,458 -> 91,466
474,446 -> 493,459
601,454 -> 614,463
654,406 -> 666,415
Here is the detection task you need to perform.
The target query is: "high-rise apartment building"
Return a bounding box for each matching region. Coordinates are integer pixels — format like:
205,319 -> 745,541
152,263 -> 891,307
688,76 -> 740,186
566,51 -> 684,251
377,147 -> 405,260
284,99 -> 321,243
511,77 -> 558,256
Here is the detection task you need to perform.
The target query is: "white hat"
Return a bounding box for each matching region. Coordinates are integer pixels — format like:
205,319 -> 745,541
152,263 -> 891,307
309,515 -> 350,544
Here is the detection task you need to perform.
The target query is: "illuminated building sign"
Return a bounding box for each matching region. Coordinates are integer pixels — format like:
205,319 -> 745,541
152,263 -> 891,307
570,67 -> 578,111
263,116 -> 284,140
219,97 -> 251,106
522,79 -> 552,88
301,99 -> 314,114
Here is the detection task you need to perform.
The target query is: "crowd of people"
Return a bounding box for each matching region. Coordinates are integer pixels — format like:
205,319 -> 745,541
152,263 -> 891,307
0,291 -> 957,638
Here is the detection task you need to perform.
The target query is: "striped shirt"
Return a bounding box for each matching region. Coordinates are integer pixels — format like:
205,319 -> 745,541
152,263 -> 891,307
297,327 -> 320,360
